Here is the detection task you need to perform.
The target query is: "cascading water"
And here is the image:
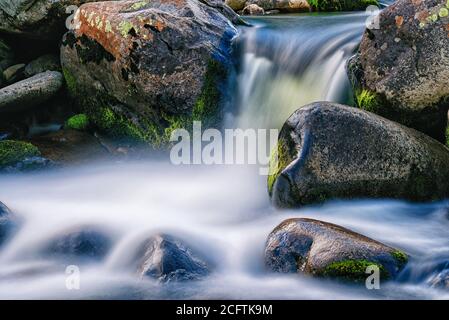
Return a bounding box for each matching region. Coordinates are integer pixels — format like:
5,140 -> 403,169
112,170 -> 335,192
0,12 -> 448,300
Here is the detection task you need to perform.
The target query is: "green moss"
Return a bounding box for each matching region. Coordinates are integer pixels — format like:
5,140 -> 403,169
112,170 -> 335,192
78,58 -> 226,149
62,67 -> 77,95
391,250 -> 408,267
320,259 -> 389,282
159,59 -> 227,147
308,0 -> 378,11
0,140 -> 40,168
267,139 -> 292,196
66,114 -> 89,131
355,89 -> 380,113
89,106 -> 148,143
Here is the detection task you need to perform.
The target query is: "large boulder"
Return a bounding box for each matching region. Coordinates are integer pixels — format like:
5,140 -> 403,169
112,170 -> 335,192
0,0 -> 105,42
60,0 -> 238,148
133,234 -> 210,282
348,0 -> 449,142
265,218 -> 408,281
268,102 -> 449,207
0,71 -> 64,113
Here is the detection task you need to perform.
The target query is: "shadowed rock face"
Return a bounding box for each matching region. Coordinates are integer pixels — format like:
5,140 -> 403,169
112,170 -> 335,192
60,0 -> 238,148
0,1 -> 106,41
268,102 -> 449,208
44,226 -> 113,260
348,0 -> 449,142
0,201 -> 17,246
265,218 -> 408,281
134,234 -> 210,282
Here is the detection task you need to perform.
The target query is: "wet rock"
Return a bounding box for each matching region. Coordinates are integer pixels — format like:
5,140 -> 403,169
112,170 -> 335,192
3,64 -> 25,84
44,226 -> 112,260
60,0 -> 237,148
0,201 -> 16,246
0,71 -> 63,113
268,102 -> 449,207
243,4 -> 265,15
24,54 -> 61,78
428,269 -> 449,289
29,129 -> 112,166
0,1 -> 103,42
347,0 -> 449,142
134,234 -> 210,282
265,218 -> 408,281
0,140 -> 48,172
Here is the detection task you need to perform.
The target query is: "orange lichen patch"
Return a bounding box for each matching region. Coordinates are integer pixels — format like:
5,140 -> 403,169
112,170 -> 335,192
416,10 -> 429,23
395,15 -> 404,27
74,1 -> 167,60
412,0 -> 422,6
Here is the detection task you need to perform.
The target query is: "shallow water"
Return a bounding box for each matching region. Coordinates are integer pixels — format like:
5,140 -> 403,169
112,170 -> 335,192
0,163 -> 448,299
0,12 -> 448,300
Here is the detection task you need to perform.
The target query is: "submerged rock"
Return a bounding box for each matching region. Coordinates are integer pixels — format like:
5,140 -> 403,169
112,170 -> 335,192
60,0 -> 237,148
134,234 -> 210,282
0,71 -> 63,113
268,102 -> 449,208
0,0 -> 103,42
24,54 -> 61,78
265,218 -> 408,281
347,0 -> 449,142
0,201 -> 16,246
44,226 -> 112,260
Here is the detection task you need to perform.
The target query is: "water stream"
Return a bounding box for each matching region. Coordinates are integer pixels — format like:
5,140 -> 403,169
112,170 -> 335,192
0,12 -> 448,300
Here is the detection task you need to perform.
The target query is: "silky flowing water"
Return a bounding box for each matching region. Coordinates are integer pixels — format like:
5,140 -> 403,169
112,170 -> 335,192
0,12 -> 448,300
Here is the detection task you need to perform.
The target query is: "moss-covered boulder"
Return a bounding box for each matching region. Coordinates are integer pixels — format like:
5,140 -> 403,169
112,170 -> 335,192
60,0 -> 238,148
347,0 -> 449,142
265,218 -> 408,282
268,102 -> 449,207
0,140 -> 51,172
0,1 -> 107,42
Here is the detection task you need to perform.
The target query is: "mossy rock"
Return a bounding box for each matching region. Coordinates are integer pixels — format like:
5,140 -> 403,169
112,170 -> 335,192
66,114 -> 90,131
265,218 -> 409,282
60,0 -> 237,149
0,140 -> 41,168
